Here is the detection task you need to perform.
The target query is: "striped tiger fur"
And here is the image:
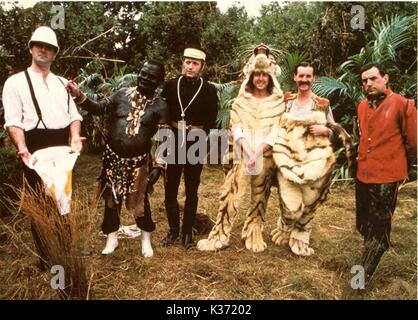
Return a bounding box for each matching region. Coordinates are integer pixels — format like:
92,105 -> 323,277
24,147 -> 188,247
271,104 -> 355,256
197,74 -> 285,252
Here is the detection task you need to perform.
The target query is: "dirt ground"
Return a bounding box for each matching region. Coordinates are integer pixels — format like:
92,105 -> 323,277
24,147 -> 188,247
0,153 -> 416,300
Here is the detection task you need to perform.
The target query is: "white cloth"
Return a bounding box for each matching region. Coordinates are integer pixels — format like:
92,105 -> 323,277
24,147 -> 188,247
29,146 -> 79,215
232,124 -> 279,147
2,67 -> 82,131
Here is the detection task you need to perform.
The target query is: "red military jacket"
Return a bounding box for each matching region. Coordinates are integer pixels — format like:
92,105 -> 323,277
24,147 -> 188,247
356,88 -> 417,183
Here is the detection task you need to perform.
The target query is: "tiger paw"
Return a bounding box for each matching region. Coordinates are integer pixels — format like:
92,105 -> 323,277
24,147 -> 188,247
197,235 -> 229,251
289,229 -> 314,256
271,227 -> 290,246
243,226 -> 267,253
244,236 -> 267,253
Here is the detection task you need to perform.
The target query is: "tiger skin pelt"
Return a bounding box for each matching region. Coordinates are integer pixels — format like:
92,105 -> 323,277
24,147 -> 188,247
270,97 -> 355,256
197,46 -> 286,253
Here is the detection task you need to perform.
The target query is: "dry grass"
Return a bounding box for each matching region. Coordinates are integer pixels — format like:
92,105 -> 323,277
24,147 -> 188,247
0,153 -> 416,300
1,182 -> 90,299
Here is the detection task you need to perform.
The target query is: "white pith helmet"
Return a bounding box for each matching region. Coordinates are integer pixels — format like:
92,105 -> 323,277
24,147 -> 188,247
28,26 -> 59,53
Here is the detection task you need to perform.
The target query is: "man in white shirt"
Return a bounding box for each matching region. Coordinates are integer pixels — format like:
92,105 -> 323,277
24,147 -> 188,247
2,26 -> 84,269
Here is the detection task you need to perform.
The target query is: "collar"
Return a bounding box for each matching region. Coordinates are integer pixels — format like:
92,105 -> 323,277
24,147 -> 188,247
27,67 -> 52,80
367,88 -> 392,108
182,76 -> 202,86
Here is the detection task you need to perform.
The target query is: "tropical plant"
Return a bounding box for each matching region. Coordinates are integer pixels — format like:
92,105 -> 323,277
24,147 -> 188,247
313,15 -> 416,119
277,51 -> 308,92
211,82 -> 239,129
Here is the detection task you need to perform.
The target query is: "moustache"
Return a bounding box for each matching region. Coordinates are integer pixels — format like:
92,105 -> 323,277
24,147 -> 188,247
298,81 -> 311,86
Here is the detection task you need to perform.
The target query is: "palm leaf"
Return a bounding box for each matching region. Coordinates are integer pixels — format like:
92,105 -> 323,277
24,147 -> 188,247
371,15 -> 415,63
312,76 -> 349,97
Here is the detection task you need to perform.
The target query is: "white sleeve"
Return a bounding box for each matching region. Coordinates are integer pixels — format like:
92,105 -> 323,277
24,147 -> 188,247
232,125 -> 244,142
60,77 -> 83,123
263,123 -> 278,147
327,107 -> 335,123
2,77 -> 25,130
68,96 -> 83,123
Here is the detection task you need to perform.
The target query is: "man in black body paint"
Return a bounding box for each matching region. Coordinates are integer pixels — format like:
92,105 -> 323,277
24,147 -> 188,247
67,60 -> 169,257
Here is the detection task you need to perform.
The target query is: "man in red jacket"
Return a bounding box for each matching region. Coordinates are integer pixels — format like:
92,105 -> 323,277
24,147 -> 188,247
356,63 -> 417,280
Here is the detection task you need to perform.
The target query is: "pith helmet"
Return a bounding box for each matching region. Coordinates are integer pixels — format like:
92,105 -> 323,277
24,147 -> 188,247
28,26 -> 59,53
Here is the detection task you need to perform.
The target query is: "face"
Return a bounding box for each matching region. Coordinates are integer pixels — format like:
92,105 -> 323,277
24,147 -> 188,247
181,57 -> 204,78
30,42 -> 57,67
294,66 -> 315,93
361,66 -> 388,98
252,71 -> 270,93
137,62 -> 163,93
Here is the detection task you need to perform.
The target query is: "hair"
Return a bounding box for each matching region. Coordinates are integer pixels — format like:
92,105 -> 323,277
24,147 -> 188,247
360,63 -> 387,77
245,72 -> 274,94
293,61 -> 316,76
143,59 -> 165,80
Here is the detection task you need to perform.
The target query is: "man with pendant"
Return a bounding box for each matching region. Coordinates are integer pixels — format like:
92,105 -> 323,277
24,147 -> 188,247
66,60 -> 169,258
160,45 -> 218,249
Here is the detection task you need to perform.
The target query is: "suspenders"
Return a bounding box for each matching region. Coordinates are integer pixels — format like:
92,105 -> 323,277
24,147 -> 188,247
24,70 -> 70,129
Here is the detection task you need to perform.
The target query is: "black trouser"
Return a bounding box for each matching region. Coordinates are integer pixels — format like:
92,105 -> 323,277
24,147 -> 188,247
164,163 -> 203,235
23,127 -> 70,267
355,180 -> 400,276
101,193 -> 155,234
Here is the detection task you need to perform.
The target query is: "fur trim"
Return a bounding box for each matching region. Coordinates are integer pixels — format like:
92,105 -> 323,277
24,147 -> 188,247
273,111 -> 335,184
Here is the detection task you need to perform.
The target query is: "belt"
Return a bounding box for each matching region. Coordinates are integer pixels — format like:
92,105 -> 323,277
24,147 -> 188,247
170,121 -> 204,131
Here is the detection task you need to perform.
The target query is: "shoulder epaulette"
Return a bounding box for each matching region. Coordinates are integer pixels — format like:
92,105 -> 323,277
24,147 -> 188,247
284,92 -> 297,102
312,95 -> 329,107
312,95 -> 330,113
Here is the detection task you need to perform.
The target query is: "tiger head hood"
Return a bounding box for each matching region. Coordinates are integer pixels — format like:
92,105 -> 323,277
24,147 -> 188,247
230,44 -> 285,134
238,44 -> 283,97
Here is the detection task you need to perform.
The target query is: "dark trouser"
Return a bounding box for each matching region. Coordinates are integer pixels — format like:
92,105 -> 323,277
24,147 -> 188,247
164,163 -> 203,235
101,193 -> 155,234
24,126 -> 70,267
355,180 -> 400,277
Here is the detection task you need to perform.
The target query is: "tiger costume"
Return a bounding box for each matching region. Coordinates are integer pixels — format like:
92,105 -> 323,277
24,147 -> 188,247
197,45 -> 286,253
270,92 -> 355,256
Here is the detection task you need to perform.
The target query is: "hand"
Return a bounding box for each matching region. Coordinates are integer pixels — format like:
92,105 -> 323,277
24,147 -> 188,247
309,125 -> 331,136
18,147 -> 31,167
147,167 -> 162,188
246,155 -> 257,171
70,136 -> 86,153
66,80 -> 81,99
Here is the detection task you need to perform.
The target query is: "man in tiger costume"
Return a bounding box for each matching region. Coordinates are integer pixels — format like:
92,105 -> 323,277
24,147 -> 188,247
198,56 -> 354,256
270,62 -> 354,256
197,44 -> 285,253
